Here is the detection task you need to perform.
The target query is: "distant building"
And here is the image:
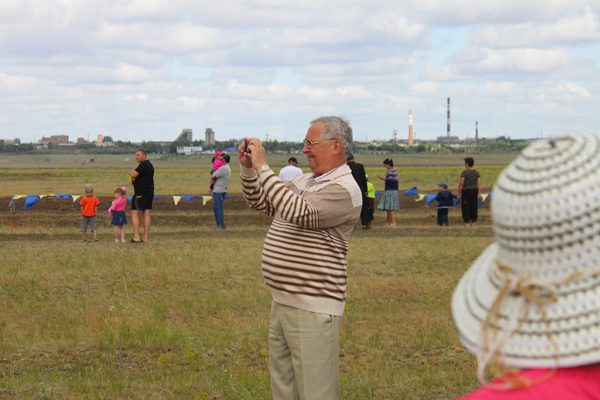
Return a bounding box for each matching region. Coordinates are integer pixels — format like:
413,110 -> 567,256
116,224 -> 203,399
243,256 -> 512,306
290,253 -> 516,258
41,135 -> 69,145
175,128 -> 193,143
436,136 -> 462,144
205,128 -> 215,146
77,138 -> 86,144
176,146 -> 203,155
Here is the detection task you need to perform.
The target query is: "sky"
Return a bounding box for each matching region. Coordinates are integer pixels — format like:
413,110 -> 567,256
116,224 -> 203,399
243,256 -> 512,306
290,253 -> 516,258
1,0 -> 599,144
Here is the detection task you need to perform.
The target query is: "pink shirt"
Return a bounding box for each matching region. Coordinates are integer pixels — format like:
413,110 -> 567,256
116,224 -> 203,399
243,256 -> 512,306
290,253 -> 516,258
108,198 -> 127,213
458,367 -> 600,400
213,159 -> 226,171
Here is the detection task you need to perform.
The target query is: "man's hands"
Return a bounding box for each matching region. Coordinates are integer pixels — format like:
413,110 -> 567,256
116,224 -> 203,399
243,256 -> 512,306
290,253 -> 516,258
238,137 -> 268,170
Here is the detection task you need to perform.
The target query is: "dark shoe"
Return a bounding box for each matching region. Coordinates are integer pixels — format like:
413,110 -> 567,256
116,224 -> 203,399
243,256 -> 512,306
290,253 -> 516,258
130,238 -> 142,243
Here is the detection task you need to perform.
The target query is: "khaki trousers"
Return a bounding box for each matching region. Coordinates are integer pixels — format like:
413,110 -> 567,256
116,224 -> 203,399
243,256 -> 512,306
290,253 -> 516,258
268,301 -> 341,400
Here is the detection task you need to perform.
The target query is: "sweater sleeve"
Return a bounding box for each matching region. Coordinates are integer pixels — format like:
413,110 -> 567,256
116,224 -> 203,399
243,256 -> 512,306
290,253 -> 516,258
241,165 -> 358,230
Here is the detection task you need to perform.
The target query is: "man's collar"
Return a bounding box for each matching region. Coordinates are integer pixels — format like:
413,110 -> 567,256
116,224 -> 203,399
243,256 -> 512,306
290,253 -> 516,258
306,163 -> 348,185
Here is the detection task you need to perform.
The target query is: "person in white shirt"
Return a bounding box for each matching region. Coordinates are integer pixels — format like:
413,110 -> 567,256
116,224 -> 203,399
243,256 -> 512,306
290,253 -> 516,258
278,157 -> 304,181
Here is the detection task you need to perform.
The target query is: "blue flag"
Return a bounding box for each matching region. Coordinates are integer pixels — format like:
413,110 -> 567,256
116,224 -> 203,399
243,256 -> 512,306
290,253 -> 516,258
181,196 -> 198,201
24,195 -> 40,210
426,194 -> 437,203
454,198 -> 460,207
375,191 -> 382,198
404,187 -> 417,195
56,194 -> 71,198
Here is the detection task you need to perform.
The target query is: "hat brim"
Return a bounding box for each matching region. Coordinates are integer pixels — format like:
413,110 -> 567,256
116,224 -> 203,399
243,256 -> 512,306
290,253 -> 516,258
452,243 -> 600,369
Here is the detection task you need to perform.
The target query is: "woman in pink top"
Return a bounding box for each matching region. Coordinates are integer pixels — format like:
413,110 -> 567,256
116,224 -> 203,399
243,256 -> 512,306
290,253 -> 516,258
108,187 -> 128,242
208,151 -> 226,194
452,134 -> 600,400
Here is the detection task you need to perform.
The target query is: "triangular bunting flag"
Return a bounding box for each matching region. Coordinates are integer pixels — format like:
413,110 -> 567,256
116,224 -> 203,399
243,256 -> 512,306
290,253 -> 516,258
404,187 -> 417,195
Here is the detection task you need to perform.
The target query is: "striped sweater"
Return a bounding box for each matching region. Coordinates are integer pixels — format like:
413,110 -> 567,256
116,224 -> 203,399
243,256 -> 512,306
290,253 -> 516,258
240,164 -> 362,316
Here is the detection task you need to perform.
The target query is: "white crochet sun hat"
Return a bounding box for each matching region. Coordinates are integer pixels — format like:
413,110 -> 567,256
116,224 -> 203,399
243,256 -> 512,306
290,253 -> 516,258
452,133 -> 600,378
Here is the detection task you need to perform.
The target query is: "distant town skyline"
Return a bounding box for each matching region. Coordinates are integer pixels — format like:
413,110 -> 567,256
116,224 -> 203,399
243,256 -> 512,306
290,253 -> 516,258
1,1 -> 599,144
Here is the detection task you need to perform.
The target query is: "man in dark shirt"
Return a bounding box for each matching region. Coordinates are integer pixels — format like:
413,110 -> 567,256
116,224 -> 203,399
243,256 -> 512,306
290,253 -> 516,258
347,153 -> 371,229
129,148 -> 154,243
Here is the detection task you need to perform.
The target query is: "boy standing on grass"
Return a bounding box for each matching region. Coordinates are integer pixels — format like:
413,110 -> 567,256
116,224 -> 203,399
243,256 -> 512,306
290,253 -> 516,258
434,182 -> 457,227
80,183 -> 100,242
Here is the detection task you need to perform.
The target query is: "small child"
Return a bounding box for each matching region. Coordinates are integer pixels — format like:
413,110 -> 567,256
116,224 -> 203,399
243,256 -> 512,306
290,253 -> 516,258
108,187 -> 128,242
80,183 -> 100,242
434,182 -> 458,227
208,151 -> 226,194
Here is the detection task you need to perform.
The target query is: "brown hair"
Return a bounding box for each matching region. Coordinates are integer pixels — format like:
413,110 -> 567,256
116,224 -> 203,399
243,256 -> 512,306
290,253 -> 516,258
136,148 -> 147,156
114,187 -> 126,195
464,157 -> 474,167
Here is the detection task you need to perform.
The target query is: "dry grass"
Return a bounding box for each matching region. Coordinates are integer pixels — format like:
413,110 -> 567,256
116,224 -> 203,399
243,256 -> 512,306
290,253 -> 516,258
0,153 -> 513,197
0,224 -> 494,399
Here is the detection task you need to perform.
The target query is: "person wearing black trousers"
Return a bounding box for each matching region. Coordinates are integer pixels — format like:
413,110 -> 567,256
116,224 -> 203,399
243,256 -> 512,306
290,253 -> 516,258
347,153 -> 372,229
458,157 -> 481,227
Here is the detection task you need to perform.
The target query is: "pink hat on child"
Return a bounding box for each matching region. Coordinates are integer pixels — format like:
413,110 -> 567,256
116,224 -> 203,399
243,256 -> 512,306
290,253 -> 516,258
215,151 -> 224,156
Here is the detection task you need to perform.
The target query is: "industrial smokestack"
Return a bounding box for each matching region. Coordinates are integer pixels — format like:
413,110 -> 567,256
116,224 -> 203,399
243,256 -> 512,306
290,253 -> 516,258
447,98 -> 451,146
408,110 -> 413,147
476,121 -> 479,142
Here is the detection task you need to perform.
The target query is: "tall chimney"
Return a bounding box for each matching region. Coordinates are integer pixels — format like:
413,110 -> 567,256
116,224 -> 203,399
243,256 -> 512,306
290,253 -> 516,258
393,130 -> 397,144
475,121 -> 479,141
408,110 -> 413,146
447,98 -> 451,146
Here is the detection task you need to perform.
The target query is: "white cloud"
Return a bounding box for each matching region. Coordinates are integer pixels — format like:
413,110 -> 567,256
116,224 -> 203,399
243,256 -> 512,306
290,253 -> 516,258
467,6 -> 600,48
124,93 -> 148,101
482,82 -> 517,96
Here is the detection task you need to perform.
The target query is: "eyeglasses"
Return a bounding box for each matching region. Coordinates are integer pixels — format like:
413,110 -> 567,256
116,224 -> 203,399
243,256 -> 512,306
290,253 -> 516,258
303,138 -> 337,147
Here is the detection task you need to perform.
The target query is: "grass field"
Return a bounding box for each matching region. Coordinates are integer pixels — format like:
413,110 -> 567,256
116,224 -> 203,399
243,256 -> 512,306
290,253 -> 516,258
0,152 -> 514,197
0,153 -> 512,399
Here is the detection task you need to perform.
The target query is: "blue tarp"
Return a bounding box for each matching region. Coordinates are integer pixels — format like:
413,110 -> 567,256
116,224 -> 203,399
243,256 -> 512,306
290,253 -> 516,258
426,194 -> 437,203
24,195 -> 40,210
222,147 -> 237,152
404,187 -> 417,195
56,194 -> 71,198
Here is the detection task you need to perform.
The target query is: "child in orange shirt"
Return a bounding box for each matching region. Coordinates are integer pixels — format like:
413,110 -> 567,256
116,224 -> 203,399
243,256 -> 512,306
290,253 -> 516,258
80,183 -> 100,243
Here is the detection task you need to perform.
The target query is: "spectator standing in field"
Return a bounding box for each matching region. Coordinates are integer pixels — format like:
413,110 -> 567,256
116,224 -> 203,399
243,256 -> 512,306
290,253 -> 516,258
129,148 -> 154,243
108,186 -> 128,242
377,158 -> 399,226
366,175 -> 375,227
239,116 -> 361,400
458,157 -> 481,227
211,153 -> 231,230
208,151 -> 226,194
434,182 -> 457,226
452,134 -> 600,399
80,183 -> 100,243
278,157 -> 304,181
347,153 -> 372,229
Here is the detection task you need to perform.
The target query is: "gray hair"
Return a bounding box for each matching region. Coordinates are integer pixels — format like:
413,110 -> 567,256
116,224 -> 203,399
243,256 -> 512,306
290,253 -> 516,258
310,116 -> 353,157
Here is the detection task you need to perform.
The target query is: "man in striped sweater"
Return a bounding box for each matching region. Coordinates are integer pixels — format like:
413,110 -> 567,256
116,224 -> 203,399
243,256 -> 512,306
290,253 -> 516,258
239,116 -> 362,400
